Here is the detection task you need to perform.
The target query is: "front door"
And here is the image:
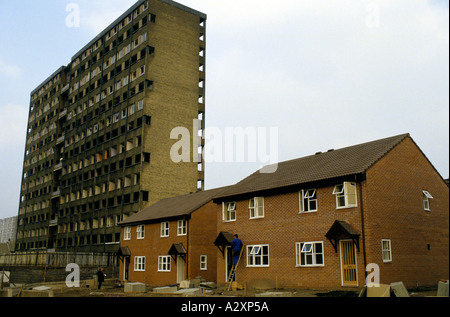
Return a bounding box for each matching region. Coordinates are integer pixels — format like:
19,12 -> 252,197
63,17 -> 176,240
340,240 -> 358,286
177,256 -> 185,283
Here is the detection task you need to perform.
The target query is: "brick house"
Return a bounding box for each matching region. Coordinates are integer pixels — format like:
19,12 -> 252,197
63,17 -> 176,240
213,134 -> 449,289
118,187 -> 229,285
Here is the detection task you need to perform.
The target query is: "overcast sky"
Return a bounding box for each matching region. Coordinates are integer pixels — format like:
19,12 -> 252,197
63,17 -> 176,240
0,0 -> 448,219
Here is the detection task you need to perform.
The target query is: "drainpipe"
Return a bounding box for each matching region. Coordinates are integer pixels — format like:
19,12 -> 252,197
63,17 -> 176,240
186,217 -> 189,280
358,181 -> 368,278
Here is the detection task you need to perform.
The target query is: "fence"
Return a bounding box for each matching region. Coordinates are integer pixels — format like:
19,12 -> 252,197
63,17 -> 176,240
0,251 -> 117,268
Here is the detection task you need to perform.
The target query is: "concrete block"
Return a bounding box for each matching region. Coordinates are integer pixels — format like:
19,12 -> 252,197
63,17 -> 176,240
437,280 -> 449,297
200,282 -> 216,289
176,288 -> 203,296
21,290 -> 54,297
256,292 -> 292,297
179,280 -> 190,289
366,284 -> 391,297
0,289 -> 13,297
124,282 -> 146,293
153,285 -> 178,293
190,278 -> 201,288
33,286 -> 52,291
390,282 -> 410,297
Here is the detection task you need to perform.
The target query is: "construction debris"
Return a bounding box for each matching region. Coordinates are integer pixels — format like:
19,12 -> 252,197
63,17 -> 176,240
437,280 -> 449,297
359,282 -> 410,297
124,282 -> 146,293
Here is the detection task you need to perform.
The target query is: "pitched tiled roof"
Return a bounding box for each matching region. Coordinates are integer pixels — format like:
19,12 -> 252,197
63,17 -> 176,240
119,186 -> 232,226
214,134 -> 410,200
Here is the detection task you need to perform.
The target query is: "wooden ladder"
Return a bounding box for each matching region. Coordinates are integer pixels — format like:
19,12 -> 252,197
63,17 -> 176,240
226,246 -> 244,291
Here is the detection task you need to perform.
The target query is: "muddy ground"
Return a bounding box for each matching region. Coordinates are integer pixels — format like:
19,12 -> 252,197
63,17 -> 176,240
8,280 -> 437,297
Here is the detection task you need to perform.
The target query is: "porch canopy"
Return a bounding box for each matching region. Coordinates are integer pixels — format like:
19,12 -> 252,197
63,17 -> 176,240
325,220 -> 360,253
117,246 -> 131,257
214,232 -> 234,256
117,246 -> 131,263
168,243 -> 187,262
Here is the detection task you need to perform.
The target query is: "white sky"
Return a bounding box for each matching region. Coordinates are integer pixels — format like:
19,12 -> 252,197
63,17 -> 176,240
0,0 -> 448,219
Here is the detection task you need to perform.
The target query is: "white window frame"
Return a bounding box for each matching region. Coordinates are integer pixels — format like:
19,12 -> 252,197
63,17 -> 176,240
246,245 -> 270,267
177,219 -> 187,236
333,182 -> 357,209
299,189 -> 318,213
422,190 -> 433,211
200,255 -> 207,271
134,256 -> 145,271
136,224 -> 145,239
158,256 -> 171,272
296,241 -> 324,267
124,226 -> 131,240
222,202 -> 236,222
160,222 -> 169,237
382,239 -> 392,263
249,197 -> 264,219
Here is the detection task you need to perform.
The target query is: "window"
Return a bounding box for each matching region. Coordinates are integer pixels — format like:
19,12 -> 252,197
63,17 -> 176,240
158,256 -> 171,272
161,222 -> 169,237
247,245 -> 269,267
200,255 -> 207,271
134,256 -> 145,271
177,219 -> 187,236
138,99 -> 144,110
382,239 -> 392,263
249,197 -> 264,219
333,182 -> 357,208
299,189 -> 317,213
423,190 -> 433,211
223,202 -> 236,222
137,225 -> 144,239
124,226 -> 131,240
296,242 -> 324,267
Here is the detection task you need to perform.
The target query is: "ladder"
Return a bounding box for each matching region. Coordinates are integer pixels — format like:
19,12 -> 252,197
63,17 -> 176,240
226,246 -> 244,291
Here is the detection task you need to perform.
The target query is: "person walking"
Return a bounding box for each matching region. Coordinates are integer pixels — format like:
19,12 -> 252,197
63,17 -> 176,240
96,268 -> 105,290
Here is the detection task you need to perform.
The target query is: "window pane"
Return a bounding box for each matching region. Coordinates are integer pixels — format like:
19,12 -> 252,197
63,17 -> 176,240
315,254 -> 323,265
337,196 -> 346,207
301,243 -> 313,253
306,254 -> 313,265
315,242 -> 322,253
333,184 -> 344,194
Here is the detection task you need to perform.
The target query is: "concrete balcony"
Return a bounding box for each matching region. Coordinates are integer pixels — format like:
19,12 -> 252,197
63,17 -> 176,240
61,84 -> 69,94
49,218 -> 58,227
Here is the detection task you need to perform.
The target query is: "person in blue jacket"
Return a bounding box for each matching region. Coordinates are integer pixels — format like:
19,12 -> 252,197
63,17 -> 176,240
231,234 -> 243,265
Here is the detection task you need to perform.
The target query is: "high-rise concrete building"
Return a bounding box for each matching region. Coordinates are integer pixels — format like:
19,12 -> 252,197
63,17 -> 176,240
0,216 -> 18,245
16,0 -> 206,253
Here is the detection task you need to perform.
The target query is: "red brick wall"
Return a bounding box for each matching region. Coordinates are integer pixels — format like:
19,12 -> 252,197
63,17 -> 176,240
216,137 -> 449,289
216,188 -> 366,289
363,137 -> 449,288
119,201 -> 217,285
187,202 -> 218,283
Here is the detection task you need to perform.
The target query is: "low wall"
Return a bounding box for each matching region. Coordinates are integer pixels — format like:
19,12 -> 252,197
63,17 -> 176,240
0,251 -> 119,284
0,251 -> 116,267
1,266 -> 118,285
